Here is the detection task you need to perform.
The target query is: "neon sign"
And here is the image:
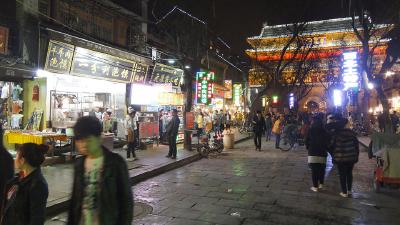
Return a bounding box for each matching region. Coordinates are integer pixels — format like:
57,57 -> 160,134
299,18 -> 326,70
196,71 -> 215,105
233,84 -> 242,106
342,52 -> 359,91
289,93 -> 294,109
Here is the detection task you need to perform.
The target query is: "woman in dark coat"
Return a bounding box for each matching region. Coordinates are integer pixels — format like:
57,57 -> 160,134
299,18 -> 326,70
0,126 -> 14,216
306,117 -> 331,192
330,118 -> 359,198
1,143 -> 49,225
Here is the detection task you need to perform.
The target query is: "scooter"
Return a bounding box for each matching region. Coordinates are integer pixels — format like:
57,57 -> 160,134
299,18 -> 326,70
197,132 -> 224,158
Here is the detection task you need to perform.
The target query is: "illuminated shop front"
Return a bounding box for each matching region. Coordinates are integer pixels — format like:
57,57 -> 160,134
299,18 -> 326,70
130,63 -> 185,143
38,35 -> 150,146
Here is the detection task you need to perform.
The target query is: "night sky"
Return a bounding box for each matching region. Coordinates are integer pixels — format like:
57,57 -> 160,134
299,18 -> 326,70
148,0 -> 348,55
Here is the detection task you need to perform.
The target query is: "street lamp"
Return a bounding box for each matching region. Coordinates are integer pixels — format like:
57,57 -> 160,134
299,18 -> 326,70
333,89 -> 342,107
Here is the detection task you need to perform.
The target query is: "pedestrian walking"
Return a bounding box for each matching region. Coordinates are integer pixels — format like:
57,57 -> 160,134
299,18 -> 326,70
252,110 -> 266,151
68,116 -> 133,225
0,126 -> 14,216
390,111 -> 399,133
265,113 -> 273,141
166,109 -> 180,159
125,109 -> 137,161
330,118 -> 359,198
272,114 -> 284,149
305,117 -> 331,192
1,143 -> 49,225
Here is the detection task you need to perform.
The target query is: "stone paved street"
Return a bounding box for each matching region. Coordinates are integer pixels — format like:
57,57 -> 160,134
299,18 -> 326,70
132,139 -> 400,225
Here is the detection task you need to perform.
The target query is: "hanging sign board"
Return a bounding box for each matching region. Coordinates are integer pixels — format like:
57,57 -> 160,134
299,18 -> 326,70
150,63 -> 184,86
196,71 -> 215,105
44,40 -> 149,83
44,40 -> 74,74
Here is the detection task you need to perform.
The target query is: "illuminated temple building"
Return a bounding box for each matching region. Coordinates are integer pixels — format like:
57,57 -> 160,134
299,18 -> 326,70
246,17 -> 400,113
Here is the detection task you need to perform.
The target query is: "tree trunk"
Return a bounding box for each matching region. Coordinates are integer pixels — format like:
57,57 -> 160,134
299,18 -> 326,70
375,85 -> 393,133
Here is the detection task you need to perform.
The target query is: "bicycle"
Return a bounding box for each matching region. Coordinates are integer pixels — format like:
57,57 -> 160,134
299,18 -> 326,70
280,124 -> 299,151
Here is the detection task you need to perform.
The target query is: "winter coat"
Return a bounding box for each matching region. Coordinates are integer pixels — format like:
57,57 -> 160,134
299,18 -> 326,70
272,119 -> 283,134
0,148 -> 14,215
305,125 -> 331,158
330,128 -> 359,164
265,117 -> 273,130
67,147 -> 133,225
1,169 -> 48,225
252,115 -> 266,133
166,115 -> 180,137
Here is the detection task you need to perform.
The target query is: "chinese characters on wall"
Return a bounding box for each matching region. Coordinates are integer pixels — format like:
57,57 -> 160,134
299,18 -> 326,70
45,40 -> 149,83
196,71 -> 215,105
151,63 -> 184,86
44,41 -> 74,74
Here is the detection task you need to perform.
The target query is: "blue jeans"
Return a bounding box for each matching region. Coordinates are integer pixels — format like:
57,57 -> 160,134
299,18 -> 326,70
275,134 -> 281,148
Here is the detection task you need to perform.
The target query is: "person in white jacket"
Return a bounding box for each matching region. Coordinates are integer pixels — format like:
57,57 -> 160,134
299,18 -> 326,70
124,107 -> 137,160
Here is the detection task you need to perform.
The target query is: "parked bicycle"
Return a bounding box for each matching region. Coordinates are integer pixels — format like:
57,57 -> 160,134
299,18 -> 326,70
197,132 -> 224,158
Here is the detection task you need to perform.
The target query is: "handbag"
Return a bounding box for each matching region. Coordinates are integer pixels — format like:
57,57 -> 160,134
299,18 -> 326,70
127,128 -> 135,142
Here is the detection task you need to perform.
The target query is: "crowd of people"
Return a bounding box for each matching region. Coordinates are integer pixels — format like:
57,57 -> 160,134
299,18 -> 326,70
194,109 -> 246,136
0,117 -> 134,225
251,110 -> 360,198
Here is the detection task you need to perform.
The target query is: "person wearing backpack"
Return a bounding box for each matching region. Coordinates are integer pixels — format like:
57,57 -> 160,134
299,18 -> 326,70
330,118 -> 359,198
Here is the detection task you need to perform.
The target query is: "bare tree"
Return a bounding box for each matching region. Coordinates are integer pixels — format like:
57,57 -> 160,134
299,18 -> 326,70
350,0 -> 400,131
248,21 -> 325,115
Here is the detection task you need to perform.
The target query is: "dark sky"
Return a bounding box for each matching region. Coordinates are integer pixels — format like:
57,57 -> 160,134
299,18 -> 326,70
147,0 -> 349,55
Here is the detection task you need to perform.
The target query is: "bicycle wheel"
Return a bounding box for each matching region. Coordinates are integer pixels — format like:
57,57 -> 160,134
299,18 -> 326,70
280,134 -> 292,151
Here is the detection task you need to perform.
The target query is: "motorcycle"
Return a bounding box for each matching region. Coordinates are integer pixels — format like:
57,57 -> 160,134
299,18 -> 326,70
197,132 -> 224,158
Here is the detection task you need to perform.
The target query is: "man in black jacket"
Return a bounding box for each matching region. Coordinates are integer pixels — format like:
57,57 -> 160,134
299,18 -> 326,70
252,111 -> 266,151
166,109 -> 180,159
0,126 -> 14,215
68,116 -> 133,225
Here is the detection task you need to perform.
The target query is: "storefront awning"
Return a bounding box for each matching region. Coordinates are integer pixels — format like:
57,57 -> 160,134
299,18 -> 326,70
0,64 -> 34,81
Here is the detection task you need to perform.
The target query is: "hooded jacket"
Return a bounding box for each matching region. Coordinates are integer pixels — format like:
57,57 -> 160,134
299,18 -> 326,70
331,128 -> 359,163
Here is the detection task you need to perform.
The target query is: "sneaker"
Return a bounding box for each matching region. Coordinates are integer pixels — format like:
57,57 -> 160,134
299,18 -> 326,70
310,187 -> 319,192
339,192 -> 348,198
318,184 -> 324,189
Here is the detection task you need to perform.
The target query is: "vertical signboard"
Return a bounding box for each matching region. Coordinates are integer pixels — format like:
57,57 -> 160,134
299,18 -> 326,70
342,52 -> 359,91
0,26 -> 9,55
224,80 -> 232,99
233,84 -> 242,106
44,40 -> 75,74
196,71 -> 215,105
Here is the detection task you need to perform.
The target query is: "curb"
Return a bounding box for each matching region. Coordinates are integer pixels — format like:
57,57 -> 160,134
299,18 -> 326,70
46,136 -> 251,217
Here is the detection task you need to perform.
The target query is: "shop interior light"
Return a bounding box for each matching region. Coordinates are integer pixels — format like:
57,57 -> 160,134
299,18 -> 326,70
36,69 -> 52,78
385,71 -> 395,78
168,59 -> 176,64
272,95 -> 278,104
333,89 -> 342,107
367,83 -> 374,89
184,65 -> 191,69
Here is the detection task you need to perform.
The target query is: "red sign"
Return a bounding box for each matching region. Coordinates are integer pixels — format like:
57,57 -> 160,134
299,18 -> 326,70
139,122 -> 159,139
185,112 -> 195,129
0,26 -> 9,55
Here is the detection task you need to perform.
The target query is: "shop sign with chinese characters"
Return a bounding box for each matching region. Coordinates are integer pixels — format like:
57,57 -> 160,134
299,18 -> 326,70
196,71 -> 215,105
224,80 -> 232,99
342,52 -> 359,91
151,63 -> 183,86
44,40 -> 74,74
233,84 -> 242,106
71,47 -> 147,83
44,40 -> 148,83
0,26 -> 9,55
